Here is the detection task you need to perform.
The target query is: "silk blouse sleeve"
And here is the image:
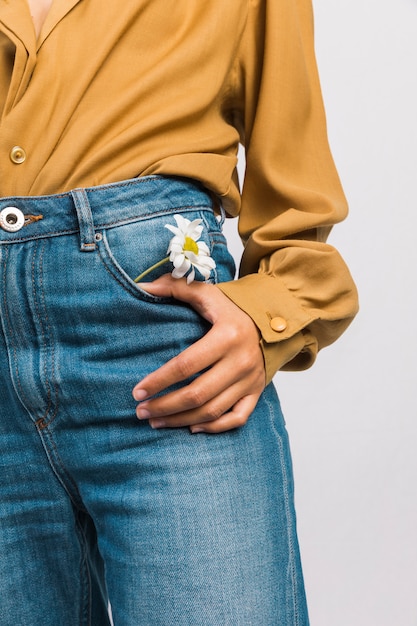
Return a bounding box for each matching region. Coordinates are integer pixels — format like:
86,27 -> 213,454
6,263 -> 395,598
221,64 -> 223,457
217,0 -> 359,384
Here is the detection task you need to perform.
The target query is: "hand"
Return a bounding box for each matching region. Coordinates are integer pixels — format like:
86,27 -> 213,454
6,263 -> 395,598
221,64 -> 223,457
132,274 -> 266,433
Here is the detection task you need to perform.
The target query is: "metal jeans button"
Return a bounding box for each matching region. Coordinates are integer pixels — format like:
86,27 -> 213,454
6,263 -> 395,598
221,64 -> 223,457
0,207 -> 25,232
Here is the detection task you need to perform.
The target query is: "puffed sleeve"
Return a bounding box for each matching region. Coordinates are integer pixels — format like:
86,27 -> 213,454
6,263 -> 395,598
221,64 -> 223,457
217,0 -> 359,384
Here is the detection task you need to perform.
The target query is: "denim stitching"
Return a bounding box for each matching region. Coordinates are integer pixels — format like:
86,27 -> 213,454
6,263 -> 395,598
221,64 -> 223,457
2,242 -> 85,508
37,239 -> 60,425
97,233 -> 172,304
30,239 -> 56,425
265,393 -> 301,626
0,176 -> 209,224
0,205 -> 214,244
36,425 -> 86,511
32,245 -> 86,508
1,245 -> 35,415
200,211 -> 220,284
0,228 -> 79,244
93,203 -> 213,229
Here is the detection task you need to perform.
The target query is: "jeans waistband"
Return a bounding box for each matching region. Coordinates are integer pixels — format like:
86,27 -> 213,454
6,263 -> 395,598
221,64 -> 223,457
0,176 -> 219,249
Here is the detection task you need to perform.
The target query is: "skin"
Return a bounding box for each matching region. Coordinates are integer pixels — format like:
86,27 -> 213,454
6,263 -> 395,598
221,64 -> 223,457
26,0 -> 53,38
133,275 -> 266,434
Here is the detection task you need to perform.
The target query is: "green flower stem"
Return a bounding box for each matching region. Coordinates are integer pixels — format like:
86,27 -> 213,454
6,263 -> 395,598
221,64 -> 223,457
134,256 -> 170,283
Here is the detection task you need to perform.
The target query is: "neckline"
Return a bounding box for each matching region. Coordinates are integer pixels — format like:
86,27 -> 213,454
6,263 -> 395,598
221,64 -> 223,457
0,0 -> 82,52
25,0 -> 54,41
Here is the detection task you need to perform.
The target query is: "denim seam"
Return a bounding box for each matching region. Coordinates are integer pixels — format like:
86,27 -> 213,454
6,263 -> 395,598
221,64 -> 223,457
27,241 -> 85,504
36,426 -> 87,511
97,234 -> 173,304
2,245 -> 85,509
71,188 -> 96,251
1,245 -> 35,415
0,205 -> 214,245
32,239 -> 59,426
266,394 -> 301,626
201,212 -> 220,284
93,203 -> 213,229
0,178 -> 211,221
0,228 -> 79,244
30,248 -> 87,509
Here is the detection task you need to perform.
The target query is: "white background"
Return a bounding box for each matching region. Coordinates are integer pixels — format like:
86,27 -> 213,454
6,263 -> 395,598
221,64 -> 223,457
224,1 -> 417,624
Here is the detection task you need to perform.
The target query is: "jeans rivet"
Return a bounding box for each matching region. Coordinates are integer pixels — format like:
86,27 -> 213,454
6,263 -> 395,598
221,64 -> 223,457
35,418 -> 47,431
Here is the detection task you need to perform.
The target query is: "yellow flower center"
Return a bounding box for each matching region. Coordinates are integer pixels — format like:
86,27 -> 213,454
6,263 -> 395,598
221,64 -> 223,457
183,236 -> 199,255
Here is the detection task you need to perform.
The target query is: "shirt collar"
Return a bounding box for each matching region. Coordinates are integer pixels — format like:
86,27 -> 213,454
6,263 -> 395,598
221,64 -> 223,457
0,0 -> 83,51
38,0 -> 82,49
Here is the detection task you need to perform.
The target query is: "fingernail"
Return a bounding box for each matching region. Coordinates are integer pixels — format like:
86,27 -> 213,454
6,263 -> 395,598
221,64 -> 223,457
150,419 -> 165,429
137,407 -> 151,420
133,388 -> 148,401
190,427 -> 205,434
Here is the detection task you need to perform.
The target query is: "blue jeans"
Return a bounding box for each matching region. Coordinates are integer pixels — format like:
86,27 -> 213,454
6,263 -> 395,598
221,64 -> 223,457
0,176 -> 309,625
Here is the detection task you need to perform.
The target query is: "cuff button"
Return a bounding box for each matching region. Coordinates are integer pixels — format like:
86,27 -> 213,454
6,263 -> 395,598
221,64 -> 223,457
270,316 -> 287,332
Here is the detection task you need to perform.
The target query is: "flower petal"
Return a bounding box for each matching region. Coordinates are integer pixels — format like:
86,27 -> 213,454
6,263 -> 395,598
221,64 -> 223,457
163,214 -> 216,283
165,224 -> 181,236
196,241 -> 210,255
174,257 -> 191,273
186,267 -> 196,284
172,254 -> 186,268
173,214 -> 190,232
172,265 -> 188,279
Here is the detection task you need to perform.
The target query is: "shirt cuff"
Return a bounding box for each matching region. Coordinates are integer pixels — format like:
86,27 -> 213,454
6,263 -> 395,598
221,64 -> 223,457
217,273 -> 318,384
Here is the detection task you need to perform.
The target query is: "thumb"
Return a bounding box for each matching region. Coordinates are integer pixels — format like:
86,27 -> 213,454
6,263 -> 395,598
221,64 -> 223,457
139,274 -> 219,323
138,273 -> 204,300
137,273 -> 176,297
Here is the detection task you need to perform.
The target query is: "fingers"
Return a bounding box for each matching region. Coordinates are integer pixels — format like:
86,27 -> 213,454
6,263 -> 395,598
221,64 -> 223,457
138,275 -> 227,324
135,353 -> 265,435
133,275 -> 266,433
132,313 -> 254,403
134,318 -> 264,419
135,358 -> 264,433
145,383 -> 262,434
190,395 -> 261,434
136,355 -> 263,421
133,329 -> 223,402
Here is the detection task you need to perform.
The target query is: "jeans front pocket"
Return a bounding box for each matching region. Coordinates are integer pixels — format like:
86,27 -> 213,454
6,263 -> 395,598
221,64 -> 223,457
197,209 -> 236,284
96,206 -> 235,301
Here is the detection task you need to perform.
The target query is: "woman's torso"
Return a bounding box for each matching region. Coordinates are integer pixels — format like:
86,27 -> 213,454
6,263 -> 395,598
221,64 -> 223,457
0,1 -> 250,209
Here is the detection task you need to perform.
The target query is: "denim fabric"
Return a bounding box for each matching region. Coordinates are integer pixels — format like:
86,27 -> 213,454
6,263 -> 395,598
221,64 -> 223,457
0,176 -> 309,625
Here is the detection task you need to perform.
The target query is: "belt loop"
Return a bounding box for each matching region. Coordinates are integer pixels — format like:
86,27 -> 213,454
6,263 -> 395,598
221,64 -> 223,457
70,188 -> 96,252
210,193 -> 226,228
218,201 -> 226,227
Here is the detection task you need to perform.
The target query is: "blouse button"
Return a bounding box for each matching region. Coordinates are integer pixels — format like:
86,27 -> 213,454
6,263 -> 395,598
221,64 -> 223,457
10,146 -> 27,164
270,316 -> 287,332
0,207 -> 25,232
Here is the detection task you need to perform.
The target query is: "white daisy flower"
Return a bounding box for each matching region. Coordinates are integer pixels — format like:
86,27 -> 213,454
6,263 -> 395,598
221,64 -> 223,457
134,213 -> 216,284
165,214 -> 216,284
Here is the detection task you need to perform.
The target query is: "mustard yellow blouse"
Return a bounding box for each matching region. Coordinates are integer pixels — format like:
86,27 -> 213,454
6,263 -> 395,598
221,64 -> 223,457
0,0 -> 358,383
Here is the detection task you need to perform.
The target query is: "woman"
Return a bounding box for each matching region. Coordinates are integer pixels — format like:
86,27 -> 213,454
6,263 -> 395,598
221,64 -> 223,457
0,1 -> 358,624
